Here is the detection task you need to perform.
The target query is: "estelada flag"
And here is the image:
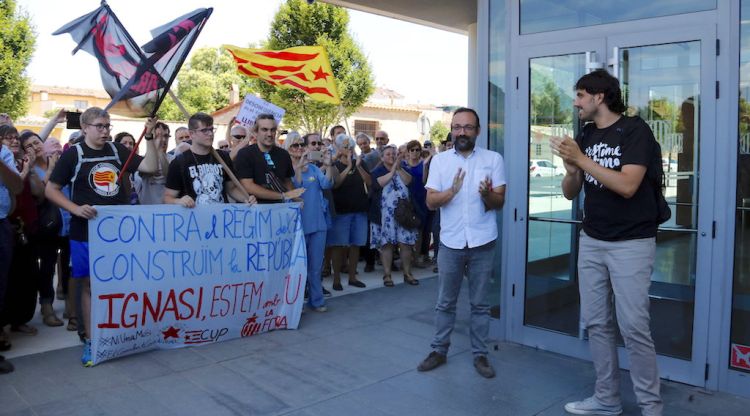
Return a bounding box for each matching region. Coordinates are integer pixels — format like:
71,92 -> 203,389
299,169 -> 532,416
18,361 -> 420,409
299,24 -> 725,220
105,8 -> 213,116
52,2 -> 145,115
224,45 -> 341,105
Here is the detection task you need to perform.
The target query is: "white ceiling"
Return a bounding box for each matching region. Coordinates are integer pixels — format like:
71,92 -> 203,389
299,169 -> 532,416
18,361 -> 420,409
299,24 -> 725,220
322,0 -> 476,35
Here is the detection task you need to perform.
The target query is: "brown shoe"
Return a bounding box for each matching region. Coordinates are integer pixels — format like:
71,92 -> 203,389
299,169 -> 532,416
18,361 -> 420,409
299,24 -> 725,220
417,351 -> 446,372
473,355 -> 495,378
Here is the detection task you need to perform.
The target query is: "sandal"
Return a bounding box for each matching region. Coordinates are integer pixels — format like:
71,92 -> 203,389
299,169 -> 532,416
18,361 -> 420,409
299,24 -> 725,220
404,274 -> 420,286
383,275 -> 394,287
11,324 -> 38,335
67,317 -> 78,332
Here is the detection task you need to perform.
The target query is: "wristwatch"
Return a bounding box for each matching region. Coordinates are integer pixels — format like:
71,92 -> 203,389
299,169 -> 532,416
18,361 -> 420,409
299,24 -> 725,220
144,134 -> 154,141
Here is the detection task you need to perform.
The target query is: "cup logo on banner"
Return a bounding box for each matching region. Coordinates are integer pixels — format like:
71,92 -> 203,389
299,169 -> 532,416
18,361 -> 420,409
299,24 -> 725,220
236,94 -> 286,128
87,203 -> 306,365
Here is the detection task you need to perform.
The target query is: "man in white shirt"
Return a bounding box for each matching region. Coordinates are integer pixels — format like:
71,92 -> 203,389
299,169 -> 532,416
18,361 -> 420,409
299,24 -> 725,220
417,107 -> 506,378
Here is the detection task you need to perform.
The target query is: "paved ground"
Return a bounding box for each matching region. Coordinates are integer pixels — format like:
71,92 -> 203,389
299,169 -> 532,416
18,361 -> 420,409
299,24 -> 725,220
1,274 -> 749,416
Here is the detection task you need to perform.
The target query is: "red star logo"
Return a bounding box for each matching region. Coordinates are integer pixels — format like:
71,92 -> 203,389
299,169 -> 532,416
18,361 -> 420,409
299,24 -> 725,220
312,66 -> 330,81
162,326 -> 180,340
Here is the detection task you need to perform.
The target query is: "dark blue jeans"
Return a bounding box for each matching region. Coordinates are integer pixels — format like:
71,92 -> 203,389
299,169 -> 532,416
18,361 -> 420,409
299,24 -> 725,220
431,240 -> 495,356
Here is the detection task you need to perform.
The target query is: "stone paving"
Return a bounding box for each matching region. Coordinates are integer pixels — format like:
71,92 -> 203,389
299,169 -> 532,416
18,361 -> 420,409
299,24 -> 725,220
1,276 -> 748,416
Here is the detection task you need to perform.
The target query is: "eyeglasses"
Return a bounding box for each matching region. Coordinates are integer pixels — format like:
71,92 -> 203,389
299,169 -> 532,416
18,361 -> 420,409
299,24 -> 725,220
408,148 -> 421,153
219,145 -> 229,149
192,127 -> 216,134
289,142 -> 305,149
308,141 -> 322,147
375,137 -> 387,141
232,134 -> 245,140
177,135 -> 190,141
88,123 -> 113,131
451,124 -> 477,133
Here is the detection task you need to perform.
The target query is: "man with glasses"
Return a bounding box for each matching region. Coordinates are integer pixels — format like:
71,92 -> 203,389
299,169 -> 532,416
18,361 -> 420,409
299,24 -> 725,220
235,114 -> 304,203
164,112 -> 254,207
417,107 -> 506,379
374,130 -> 389,153
227,123 -> 254,161
45,107 -> 160,367
135,122 -> 171,205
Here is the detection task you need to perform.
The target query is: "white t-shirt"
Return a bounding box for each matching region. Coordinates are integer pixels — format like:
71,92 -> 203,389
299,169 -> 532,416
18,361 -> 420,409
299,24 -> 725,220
425,147 -> 506,249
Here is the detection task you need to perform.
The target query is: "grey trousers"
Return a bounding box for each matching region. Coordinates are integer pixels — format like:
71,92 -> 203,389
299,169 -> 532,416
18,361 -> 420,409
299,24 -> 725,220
578,231 -> 663,416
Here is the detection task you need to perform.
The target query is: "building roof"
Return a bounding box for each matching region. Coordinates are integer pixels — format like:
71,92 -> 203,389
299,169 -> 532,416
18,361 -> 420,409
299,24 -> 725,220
31,85 -> 110,100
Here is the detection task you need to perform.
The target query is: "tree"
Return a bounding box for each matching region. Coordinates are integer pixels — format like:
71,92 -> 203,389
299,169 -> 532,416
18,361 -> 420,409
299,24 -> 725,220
256,0 -> 374,133
157,46 -> 256,121
0,0 -> 35,119
430,120 -> 449,143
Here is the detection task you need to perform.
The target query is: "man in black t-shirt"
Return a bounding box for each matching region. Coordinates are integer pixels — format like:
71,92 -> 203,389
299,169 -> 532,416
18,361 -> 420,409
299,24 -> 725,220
45,107 -> 160,367
234,113 -> 303,204
164,112 -> 256,207
553,70 -> 663,416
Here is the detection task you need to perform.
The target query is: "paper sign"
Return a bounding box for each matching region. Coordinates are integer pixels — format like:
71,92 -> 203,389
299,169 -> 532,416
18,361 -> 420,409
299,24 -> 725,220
236,94 -> 285,128
87,203 -> 306,365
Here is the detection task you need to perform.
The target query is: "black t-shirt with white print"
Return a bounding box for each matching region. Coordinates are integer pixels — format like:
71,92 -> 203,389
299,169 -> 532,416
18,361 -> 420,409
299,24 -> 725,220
165,150 -> 234,205
49,141 -> 143,242
576,115 -> 659,241
234,144 -> 294,204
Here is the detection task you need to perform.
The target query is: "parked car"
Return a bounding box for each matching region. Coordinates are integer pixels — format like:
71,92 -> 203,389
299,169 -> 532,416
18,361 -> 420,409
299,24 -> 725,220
530,159 -> 565,177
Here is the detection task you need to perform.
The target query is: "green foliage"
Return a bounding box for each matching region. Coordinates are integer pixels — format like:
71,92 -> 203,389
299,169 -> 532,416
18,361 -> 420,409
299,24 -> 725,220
0,0 -> 36,119
530,69 -> 572,126
430,120 -> 449,143
256,0 -> 374,133
157,46 -> 256,121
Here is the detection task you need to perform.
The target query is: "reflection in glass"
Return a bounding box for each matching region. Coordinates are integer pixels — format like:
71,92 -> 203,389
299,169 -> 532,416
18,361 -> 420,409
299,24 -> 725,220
620,42 -> 700,360
524,54 -> 584,336
488,0 -> 506,320
730,0 -> 750,374
520,0 -> 716,34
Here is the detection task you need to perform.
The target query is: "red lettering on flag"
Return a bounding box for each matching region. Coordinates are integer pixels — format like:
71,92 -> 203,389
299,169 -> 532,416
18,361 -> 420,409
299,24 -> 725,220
130,71 -> 160,95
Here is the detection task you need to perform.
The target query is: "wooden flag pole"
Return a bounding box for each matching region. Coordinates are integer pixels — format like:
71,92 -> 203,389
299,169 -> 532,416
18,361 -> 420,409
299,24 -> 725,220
168,91 -> 252,202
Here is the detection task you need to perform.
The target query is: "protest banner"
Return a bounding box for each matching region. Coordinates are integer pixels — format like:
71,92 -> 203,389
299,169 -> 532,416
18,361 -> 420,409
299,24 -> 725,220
88,203 -> 306,365
236,94 -> 286,128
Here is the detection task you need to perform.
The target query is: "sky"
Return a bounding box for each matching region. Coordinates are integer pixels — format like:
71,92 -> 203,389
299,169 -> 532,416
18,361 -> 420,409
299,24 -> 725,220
17,0 -> 468,106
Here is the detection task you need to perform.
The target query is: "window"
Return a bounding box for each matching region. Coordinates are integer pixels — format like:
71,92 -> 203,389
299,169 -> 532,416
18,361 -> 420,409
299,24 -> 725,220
535,144 -> 542,156
520,0 -> 716,34
73,100 -> 88,110
354,120 -> 378,138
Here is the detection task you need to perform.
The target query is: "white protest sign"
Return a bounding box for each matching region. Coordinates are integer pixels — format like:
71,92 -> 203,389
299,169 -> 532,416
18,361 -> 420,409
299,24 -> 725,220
236,94 -> 285,128
88,203 -> 306,365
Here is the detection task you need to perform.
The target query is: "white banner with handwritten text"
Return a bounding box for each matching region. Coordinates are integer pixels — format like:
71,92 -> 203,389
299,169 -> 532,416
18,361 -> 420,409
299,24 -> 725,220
88,203 -> 306,365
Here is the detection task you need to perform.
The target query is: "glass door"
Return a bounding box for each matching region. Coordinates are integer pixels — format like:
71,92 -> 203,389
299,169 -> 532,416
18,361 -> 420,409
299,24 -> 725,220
510,28 -> 716,387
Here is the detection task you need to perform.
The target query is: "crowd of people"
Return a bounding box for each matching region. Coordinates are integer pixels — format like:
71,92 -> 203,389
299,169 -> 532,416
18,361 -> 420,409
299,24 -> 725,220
0,106 -> 455,370
0,73 -> 665,415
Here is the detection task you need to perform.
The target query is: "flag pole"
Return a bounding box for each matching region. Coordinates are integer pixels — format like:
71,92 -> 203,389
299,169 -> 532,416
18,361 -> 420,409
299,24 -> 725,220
169,91 -> 252,202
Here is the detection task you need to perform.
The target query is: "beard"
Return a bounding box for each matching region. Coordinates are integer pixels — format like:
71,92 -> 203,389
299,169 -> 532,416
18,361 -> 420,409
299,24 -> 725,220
454,134 -> 476,152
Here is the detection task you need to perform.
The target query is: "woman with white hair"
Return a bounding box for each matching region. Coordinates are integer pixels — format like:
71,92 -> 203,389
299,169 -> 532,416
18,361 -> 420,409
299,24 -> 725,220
327,133 -> 370,291
284,132 -> 334,311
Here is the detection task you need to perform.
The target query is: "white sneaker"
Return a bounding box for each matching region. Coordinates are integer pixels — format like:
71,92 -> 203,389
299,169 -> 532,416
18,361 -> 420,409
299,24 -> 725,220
564,396 -> 622,415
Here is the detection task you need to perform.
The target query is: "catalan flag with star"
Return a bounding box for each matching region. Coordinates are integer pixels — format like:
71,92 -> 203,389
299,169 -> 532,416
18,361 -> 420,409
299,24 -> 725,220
223,45 -> 341,105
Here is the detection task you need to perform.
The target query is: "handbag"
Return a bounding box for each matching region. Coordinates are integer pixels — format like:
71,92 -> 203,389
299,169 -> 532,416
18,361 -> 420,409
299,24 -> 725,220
35,199 -> 62,237
394,197 -> 421,230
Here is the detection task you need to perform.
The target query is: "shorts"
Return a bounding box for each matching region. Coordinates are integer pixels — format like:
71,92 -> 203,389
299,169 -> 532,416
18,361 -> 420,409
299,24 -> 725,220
326,212 -> 367,247
70,240 -> 90,278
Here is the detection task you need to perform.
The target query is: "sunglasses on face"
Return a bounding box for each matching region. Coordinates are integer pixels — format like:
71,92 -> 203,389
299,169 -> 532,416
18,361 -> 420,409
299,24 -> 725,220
289,142 -> 306,149
308,141 -> 322,146
408,148 -> 421,153
219,145 -> 229,149
232,134 -> 245,140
